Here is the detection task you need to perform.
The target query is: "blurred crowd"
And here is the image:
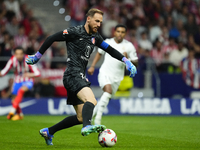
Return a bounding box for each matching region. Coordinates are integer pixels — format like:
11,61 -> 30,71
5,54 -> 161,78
0,0 -> 200,99
65,0 -> 200,72
0,0 -> 67,69
1,0 -> 200,72
64,0 -> 200,89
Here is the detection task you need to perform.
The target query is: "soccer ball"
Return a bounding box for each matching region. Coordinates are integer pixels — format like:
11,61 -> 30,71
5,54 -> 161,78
98,129 -> 117,147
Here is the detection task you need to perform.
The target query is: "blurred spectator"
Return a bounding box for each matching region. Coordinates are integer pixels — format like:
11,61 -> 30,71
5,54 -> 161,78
195,7 -> 200,25
5,15 -> 19,36
150,37 -> 164,66
102,12 -> 118,38
124,0 -> 135,8
0,31 -> 9,68
169,40 -> 188,67
26,28 -> 40,55
149,18 -> 164,43
21,13 -> 43,38
134,0 -> 145,19
93,0 -> 108,19
0,78 -> 13,99
185,14 -> 198,35
172,4 -> 188,25
169,27 -> 180,39
21,9 -> 34,35
179,29 -> 188,44
5,36 -> 14,56
87,0 -> 97,8
181,47 -> 200,89
0,24 -> 6,44
127,29 -> 139,51
160,0 -> 172,20
109,0 -> 120,17
165,15 -> 173,30
4,0 -> 21,21
33,78 -> 55,98
183,0 -> 198,14
0,24 -> 7,45
169,19 -> 184,39
186,34 -> 200,57
151,37 -> 174,72
162,37 -> 178,54
160,26 -> 169,46
138,48 -> 152,71
20,2 -> 28,18
0,31 -> 13,56
133,17 -> 146,40
14,25 -> 28,50
119,4 -> 129,22
0,1 -> 7,24
66,0 -> 88,27
29,17 -> 43,38
138,31 -> 152,51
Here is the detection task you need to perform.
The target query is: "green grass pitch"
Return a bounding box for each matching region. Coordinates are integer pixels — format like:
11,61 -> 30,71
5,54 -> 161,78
0,115 -> 199,150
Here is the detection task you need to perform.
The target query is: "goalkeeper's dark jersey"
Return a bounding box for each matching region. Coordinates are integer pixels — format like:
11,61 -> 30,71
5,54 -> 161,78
62,25 -> 104,72
38,25 -> 124,73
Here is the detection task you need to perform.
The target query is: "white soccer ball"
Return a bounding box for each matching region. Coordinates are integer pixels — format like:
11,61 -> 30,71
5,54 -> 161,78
98,129 -> 117,147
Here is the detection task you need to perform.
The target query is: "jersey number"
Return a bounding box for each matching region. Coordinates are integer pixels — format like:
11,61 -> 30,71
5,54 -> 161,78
85,45 -> 92,58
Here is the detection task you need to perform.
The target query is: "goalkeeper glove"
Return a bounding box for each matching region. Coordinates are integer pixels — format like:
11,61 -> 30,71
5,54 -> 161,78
26,51 -> 42,65
122,57 -> 137,77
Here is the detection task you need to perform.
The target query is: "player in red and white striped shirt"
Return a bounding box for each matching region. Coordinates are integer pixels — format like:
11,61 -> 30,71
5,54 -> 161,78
0,47 -> 40,120
181,48 -> 200,89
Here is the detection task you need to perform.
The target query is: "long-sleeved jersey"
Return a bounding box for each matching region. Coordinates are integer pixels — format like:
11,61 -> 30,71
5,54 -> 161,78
38,25 -> 124,74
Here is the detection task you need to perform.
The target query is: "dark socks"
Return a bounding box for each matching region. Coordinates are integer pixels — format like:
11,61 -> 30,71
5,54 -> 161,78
82,101 -> 95,127
48,115 -> 81,135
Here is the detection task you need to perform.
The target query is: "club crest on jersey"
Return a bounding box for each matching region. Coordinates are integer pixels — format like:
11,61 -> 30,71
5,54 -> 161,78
91,37 -> 95,44
63,29 -> 68,35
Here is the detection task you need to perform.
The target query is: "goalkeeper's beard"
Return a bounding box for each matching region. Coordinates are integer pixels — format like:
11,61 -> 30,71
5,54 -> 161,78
88,24 -> 97,34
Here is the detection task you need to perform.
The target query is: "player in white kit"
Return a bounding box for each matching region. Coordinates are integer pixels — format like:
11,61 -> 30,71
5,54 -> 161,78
88,24 -> 138,125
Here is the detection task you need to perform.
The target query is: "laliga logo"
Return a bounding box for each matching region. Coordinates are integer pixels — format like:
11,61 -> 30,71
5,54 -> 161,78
120,98 -> 200,115
48,99 -> 76,115
48,98 -> 108,115
120,98 -> 172,114
181,99 -> 200,114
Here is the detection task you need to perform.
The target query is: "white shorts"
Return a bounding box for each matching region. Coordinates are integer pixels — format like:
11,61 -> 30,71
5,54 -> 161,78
98,72 -> 121,96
